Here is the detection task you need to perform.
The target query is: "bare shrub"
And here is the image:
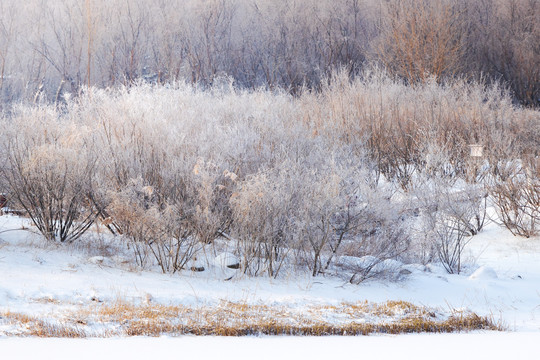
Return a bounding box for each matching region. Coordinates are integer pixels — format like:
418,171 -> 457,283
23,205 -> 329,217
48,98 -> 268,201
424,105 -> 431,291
304,67 -> 536,193
1,71 -> 537,279
230,166 -> 296,277
414,180 -> 487,274
490,160 -> 539,238
0,107 -> 98,243
334,189 -> 411,283
107,180 -> 160,268
376,0 -> 467,84
428,213 -> 470,275
108,178 -> 199,273
290,157 -> 362,277
189,158 -> 235,245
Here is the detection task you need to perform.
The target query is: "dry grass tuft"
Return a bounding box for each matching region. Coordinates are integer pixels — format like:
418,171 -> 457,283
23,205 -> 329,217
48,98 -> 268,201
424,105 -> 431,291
1,300 -> 501,337
1,311 -> 87,338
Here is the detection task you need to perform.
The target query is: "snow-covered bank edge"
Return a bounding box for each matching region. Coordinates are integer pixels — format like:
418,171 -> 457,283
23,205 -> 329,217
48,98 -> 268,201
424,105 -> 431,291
1,333 -> 539,360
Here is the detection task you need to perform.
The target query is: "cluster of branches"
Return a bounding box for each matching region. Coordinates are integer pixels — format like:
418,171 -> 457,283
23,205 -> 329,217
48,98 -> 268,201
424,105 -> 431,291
0,0 -> 538,107
0,72 -> 538,278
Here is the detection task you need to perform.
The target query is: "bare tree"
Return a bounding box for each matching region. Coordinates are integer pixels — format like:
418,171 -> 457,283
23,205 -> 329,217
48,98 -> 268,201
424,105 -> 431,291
490,160 -> 539,238
468,0 -> 540,106
377,0 -> 467,84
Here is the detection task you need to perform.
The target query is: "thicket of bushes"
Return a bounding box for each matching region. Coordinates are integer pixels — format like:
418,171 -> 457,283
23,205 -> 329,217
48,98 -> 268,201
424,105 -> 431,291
1,71 -> 538,279
0,0 -> 538,106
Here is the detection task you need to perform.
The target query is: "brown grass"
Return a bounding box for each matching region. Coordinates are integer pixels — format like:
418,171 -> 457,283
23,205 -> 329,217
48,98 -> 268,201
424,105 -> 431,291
1,311 -> 87,338
1,299 -> 501,337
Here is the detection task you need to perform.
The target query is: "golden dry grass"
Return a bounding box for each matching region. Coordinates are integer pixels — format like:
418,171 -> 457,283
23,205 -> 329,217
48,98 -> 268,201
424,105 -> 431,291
1,299 -> 501,337
1,311 -> 86,338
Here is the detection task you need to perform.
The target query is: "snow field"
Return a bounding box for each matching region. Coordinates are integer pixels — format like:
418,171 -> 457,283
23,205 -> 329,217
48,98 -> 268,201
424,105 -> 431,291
2,333 -> 540,360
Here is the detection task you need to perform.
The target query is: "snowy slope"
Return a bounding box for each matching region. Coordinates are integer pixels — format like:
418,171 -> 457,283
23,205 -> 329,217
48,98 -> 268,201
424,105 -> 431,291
1,213 -> 540,357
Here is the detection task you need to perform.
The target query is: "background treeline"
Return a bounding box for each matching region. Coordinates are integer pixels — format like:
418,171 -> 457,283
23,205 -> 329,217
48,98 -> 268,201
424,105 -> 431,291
0,0 -> 538,106
1,72 -> 538,279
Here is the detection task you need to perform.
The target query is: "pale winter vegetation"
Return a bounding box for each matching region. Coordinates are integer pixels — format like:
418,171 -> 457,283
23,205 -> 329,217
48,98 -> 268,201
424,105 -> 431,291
0,0 -> 538,280
0,69 -> 538,278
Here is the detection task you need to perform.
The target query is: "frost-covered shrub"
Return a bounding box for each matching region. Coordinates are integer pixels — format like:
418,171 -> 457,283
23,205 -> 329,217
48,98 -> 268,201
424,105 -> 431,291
0,72 -> 537,279
331,184 -> 411,283
490,160 -> 539,238
293,163 -> 355,277
0,106 -> 98,243
229,138 -> 388,278
108,179 -> 198,273
412,179 -> 487,274
303,69 -> 533,190
188,158 -> 236,245
81,84 -> 297,271
230,169 -> 294,277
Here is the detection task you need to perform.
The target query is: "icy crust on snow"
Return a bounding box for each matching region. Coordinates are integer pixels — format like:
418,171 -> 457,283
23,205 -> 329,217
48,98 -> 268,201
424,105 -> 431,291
1,214 -> 540,334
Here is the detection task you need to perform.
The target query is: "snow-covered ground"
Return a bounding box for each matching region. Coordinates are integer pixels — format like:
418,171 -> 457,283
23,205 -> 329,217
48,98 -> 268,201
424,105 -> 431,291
1,214 -> 540,358
2,333 -> 540,360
